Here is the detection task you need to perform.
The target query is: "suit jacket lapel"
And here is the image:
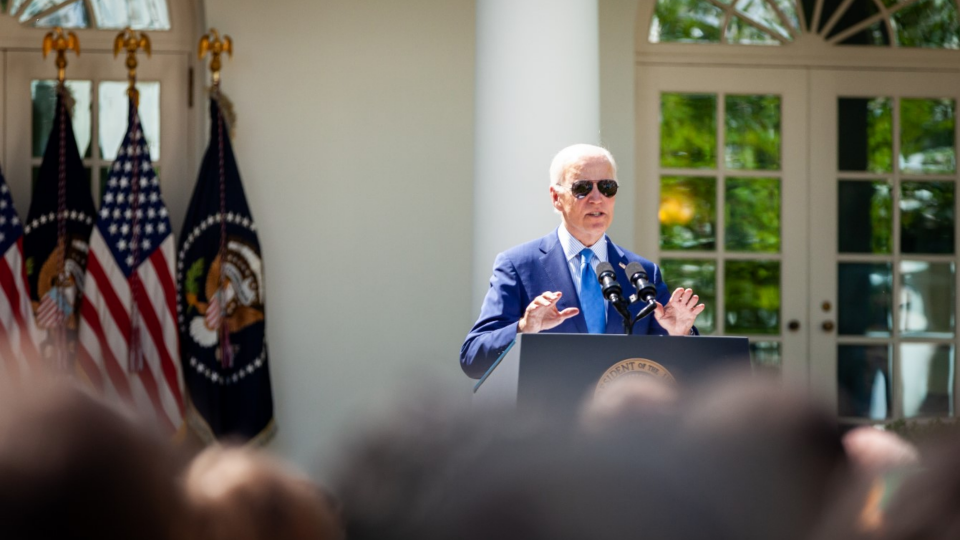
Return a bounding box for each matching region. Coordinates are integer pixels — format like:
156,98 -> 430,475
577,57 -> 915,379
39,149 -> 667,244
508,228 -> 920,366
540,231 -> 587,333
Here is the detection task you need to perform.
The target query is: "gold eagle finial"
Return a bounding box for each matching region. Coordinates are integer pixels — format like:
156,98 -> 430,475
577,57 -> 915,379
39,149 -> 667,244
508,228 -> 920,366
113,27 -> 151,107
42,27 -> 80,84
199,28 -> 233,87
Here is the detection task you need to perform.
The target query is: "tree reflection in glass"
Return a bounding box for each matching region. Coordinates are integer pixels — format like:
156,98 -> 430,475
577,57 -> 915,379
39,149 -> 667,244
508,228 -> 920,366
900,98 -> 956,174
660,93 -> 717,169
726,177 -> 780,252
725,260 -> 780,334
725,94 -> 781,170
660,258 -> 716,334
900,181 -> 955,254
660,176 -> 716,251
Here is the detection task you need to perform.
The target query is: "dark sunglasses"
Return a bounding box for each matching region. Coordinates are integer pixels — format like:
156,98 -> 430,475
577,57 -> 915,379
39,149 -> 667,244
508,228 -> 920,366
562,179 -> 619,199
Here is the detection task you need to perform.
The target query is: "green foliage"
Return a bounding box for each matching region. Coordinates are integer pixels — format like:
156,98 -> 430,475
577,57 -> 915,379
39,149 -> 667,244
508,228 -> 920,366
660,176 -> 716,250
726,14 -> 779,45
870,182 -> 893,253
867,98 -> 893,173
725,94 -> 781,170
726,177 -> 780,252
894,0 -> 960,49
725,261 -> 780,334
25,257 -> 33,278
650,0 -> 722,43
661,258 -> 717,334
900,182 -> 955,254
660,93 -> 717,169
901,98 -> 956,174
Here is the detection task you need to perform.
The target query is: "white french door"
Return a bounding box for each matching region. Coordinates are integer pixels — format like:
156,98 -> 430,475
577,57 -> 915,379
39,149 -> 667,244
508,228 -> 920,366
809,70 -> 960,425
637,65 -> 810,386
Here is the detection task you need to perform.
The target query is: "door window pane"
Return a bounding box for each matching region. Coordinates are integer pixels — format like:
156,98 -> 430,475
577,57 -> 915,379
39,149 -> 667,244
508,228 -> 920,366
726,14 -> 781,45
725,177 -> 780,252
31,80 -> 92,158
724,260 -> 780,334
660,176 -> 716,250
750,341 -> 782,372
32,0 -> 88,27
660,93 -> 717,168
900,343 -> 954,418
900,181 -> 955,254
893,0 -> 960,49
90,0 -> 171,30
99,81 -> 160,161
649,0 -> 723,44
900,98 -> 956,174
735,0 -> 791,40
725,94 -> 781,170
900,261 -> 955,337
660,258 -> 716,334
838,97 -> 892,173
838,180 -> 892,254
838,263 -> 893,336
19,0 -> 72,22
838,344 -> 892,419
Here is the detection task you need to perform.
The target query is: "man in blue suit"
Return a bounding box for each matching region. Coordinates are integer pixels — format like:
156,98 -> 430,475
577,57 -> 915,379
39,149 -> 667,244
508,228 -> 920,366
461,144 -> 704,379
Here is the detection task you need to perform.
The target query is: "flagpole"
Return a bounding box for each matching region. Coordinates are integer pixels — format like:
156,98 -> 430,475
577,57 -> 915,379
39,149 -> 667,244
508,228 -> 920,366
113,28 -> 151,108
42,27 -> 79,371
114,28 -> 151,373
199,29 -> 235,369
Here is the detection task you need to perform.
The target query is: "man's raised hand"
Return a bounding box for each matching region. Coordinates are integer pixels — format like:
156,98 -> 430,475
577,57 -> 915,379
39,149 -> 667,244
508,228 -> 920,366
518,291 -> 579,334
653,288 -> 705,336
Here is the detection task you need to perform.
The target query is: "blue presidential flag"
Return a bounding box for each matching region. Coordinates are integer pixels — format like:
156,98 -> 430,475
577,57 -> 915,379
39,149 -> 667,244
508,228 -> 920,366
177,97 -> 275,444
23,87 -> 96,368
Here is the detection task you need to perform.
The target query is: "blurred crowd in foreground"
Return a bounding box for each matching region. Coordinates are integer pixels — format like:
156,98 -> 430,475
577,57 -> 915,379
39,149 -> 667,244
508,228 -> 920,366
1,372 -> 958,540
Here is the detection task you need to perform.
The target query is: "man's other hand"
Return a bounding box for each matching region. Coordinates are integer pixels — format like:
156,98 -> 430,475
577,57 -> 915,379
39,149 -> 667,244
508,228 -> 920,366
518,291 -> 579,334
654,288 -> 705,336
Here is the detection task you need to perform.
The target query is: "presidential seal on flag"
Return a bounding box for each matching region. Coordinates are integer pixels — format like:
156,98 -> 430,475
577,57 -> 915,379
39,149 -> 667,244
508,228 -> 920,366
177,97 -> 274,444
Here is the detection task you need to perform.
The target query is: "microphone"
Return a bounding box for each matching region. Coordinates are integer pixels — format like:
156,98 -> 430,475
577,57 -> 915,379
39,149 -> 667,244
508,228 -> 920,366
596,262 -> 624,305
625,262 -> 657,303
596,262 -> 632,323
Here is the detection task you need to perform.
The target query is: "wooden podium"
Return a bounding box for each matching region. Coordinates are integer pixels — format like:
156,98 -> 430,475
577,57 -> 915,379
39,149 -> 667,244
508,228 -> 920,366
473,334 -> 750,415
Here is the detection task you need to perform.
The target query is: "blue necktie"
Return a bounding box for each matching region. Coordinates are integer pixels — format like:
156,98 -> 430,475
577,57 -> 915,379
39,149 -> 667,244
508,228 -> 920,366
579,248 -> 605,334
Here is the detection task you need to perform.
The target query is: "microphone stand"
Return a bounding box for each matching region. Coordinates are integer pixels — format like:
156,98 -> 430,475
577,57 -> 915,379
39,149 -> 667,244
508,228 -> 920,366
622,296 -> 657,335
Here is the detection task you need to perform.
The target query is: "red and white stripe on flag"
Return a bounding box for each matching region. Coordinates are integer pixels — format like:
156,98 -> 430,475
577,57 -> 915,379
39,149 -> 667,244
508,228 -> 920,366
0,238 -> 42,379
77,231 -> 185,434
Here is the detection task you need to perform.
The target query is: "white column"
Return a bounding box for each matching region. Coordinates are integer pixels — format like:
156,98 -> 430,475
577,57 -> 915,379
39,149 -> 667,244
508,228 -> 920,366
473,0 -> 601,310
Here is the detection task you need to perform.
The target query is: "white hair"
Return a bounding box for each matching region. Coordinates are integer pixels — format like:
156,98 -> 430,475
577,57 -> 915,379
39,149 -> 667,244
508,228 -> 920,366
549,144 -> 618,186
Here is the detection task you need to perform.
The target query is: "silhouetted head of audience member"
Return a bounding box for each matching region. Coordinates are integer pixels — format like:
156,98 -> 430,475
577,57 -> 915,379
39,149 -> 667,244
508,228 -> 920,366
871,433 -> 960,540
183,445 -> 342,540
842,426 -> 919,476
677,374 -> 851,540
579,374 -> 679,432
334,392 -> 740,540
0,382 -> 186,540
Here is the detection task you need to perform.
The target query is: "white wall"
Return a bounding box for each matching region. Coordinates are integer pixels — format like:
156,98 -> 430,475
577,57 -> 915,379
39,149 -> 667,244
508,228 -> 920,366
203,0 -> 476,474
599,0 -> 641,248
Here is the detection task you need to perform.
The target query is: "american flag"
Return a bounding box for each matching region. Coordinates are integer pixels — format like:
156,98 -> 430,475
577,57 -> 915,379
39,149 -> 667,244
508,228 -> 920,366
0,166 -> 42,379
77,101 -> 184,434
